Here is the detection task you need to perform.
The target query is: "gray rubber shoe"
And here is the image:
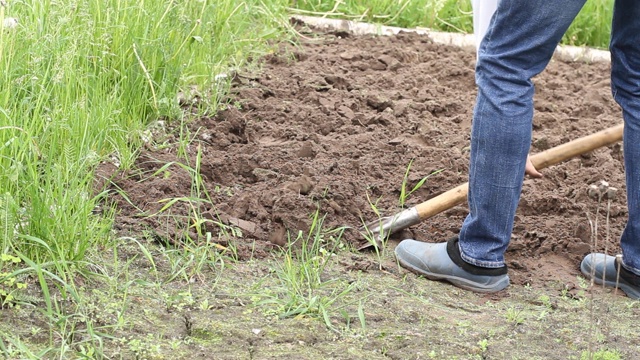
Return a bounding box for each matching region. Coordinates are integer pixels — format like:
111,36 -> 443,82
580,253 -> 640,300
395,239 -> 510,293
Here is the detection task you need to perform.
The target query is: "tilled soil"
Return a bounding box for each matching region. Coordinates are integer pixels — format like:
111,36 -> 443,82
101,24 -> 625,289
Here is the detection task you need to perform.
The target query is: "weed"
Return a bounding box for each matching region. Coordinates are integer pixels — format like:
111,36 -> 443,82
360,192 -> 391,269
456,320 -> 471,335
538,294 -> 553,309
0,253 -> 27,308
142,152 -> 242,263
399,159 -> 442,208
357,300 -> 366,333
0,334 -> 50,359
581,181 -> 626,360
580,349 -> 622,360
504,306 -> 525,325
119,334 -> 161,360
252,210 -> 359,333
293,0 -> 473,33
165,289 -> 195,312
477,338 -> 489,354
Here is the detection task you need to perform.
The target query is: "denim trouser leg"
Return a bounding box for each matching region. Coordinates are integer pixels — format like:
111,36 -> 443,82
611,0 -> 640,275
459,0 -> 587,268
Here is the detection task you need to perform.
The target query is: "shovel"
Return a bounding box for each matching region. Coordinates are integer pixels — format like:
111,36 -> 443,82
359,123 -> 624,249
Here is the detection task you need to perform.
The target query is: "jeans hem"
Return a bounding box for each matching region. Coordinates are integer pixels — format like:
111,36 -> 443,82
622,260 -> 640,277
458,243 -> 506,269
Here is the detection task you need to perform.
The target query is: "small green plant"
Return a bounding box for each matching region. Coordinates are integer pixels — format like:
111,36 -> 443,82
165,289 -> 195,312
504,306 -> 525,325
0,253 -> 27,309
581,349 -> 622,360
537,293 -> 555,320
360,192 -> 392,269
357,300 -> 367,333
456,320 -> 471,335
477,338 -> 489,354
399,160 -> 442,208
119,334 -> 161,360
359,163 -> 442,270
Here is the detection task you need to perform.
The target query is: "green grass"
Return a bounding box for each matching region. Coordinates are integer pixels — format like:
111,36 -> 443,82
1,2 -> 291,354
0,0 -> 290,272
292,0 -> 473,33
252,211 -> 359,333
291,0 -> 614,48
564,0 -> 613,49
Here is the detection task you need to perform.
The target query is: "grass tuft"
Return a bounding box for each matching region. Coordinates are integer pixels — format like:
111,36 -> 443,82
252,210 -> 359,332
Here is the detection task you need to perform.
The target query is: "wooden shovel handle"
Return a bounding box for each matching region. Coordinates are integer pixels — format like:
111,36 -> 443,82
414,123 -> 624,220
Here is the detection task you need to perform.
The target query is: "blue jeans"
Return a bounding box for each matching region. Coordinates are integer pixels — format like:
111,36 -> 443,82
459,0 -> 640,275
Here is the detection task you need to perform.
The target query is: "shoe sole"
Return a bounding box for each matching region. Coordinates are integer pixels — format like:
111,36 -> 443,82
580,263 -> 640,300
397,257 -> 509,293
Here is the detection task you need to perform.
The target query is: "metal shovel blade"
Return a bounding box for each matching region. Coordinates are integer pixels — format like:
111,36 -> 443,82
357,207 -> 421,250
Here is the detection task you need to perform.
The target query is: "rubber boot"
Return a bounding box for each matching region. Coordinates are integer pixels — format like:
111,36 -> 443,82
395,237 -> 510,293
580,253 -> 640,300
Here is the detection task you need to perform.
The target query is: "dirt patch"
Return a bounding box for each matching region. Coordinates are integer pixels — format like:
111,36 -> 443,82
101,25 -> 624,289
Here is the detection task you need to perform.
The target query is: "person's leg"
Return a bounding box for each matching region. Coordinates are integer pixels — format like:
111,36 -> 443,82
472,0 -> 545,180
610,0 -> 640,276
471,0 -> 499,51
580,0 -> 640,300
459,0 -> 587,269
396,0 -> 587,292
